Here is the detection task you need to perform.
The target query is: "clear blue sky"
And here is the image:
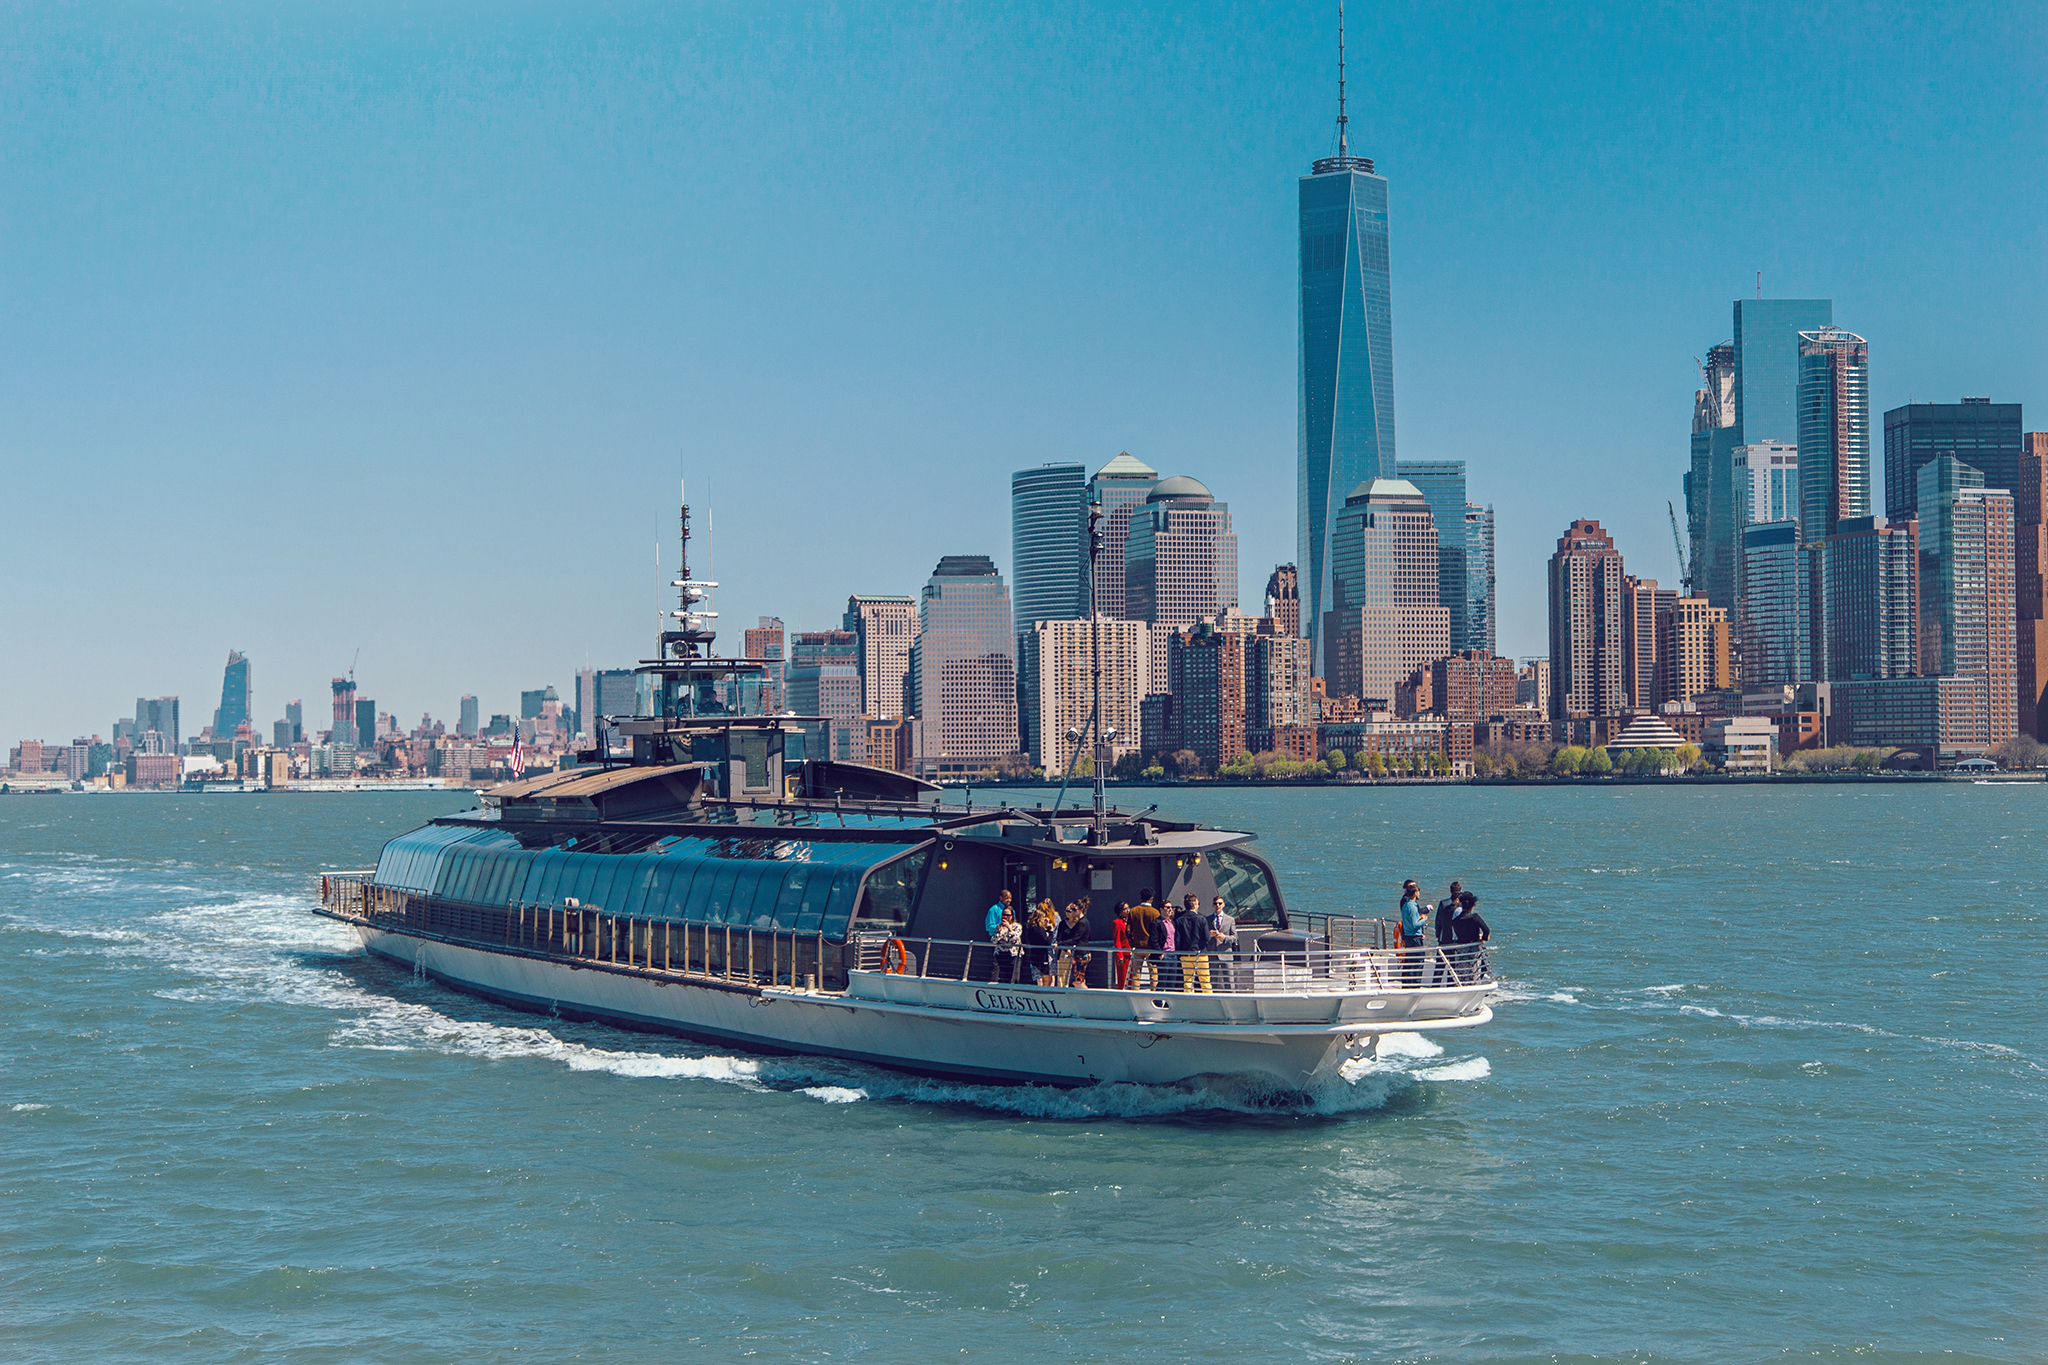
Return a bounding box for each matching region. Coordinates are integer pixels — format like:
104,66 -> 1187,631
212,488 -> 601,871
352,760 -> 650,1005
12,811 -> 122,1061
5,0 -> 2043,744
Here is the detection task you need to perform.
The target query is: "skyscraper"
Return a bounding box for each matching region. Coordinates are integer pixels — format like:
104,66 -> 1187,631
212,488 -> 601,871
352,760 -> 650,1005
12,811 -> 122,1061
331,678 -> 357,746
1884,398 -> 2024,523
1737,521 -> 1810,686
1673,597 -> 1733,701
458,694 -> 478,738
1820,517 -> 1917,681
356,699 -> 377,748
1547,519 -> 1627,721
844,595 -> 918,718
1018,616 -> 1149,775
1798,327 -> 1871,541
1918,457 -> 2016,747
1325,479 -> 1447,705
1687,302 -> 1833,607
1264,564 -> 1300,637
1396,461 -> 1473,649
1124,476 -> 1239,634
214,651 -> 250,738
1299,12 -> 1396,678
1465,504 -> 1496,654
285,699 -> 302,743
1010,464 -> 1088,626
1085,452 -> 1159,620
2018,433 -> 2048,739
913,555 -> 1018,778
1623,576 -> 1676,711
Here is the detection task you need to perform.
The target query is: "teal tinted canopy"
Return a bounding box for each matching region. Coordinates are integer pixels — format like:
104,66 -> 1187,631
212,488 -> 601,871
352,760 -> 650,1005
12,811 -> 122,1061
373,823 -> 929,940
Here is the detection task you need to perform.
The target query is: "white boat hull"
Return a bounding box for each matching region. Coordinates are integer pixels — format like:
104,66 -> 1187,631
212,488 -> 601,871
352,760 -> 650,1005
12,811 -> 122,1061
355,926 -> 1492,1090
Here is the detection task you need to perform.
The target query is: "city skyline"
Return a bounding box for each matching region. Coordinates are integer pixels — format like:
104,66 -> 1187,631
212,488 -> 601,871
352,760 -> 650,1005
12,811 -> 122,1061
5,2 -> 2043,744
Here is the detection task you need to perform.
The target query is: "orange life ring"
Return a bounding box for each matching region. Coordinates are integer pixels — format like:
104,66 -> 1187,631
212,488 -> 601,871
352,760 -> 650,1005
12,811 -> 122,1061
882,938 -> 911,974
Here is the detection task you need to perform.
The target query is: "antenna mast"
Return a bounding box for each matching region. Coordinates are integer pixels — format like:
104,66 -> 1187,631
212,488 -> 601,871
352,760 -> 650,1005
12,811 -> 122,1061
1337,0 -> 1349,159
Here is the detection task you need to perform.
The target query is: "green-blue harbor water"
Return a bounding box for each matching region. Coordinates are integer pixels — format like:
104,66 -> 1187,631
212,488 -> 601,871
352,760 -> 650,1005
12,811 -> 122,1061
2,786 -> 2040,1364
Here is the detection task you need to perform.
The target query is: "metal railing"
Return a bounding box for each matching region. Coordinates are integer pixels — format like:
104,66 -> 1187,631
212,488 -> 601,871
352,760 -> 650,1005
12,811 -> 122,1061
844,931 -> 1493,995
316,873 -> 1493,999
318,873 -> 843,990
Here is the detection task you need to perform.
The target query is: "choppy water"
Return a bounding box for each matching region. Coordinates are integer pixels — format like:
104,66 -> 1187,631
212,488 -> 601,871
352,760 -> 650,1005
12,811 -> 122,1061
2,785 -> 2040,1363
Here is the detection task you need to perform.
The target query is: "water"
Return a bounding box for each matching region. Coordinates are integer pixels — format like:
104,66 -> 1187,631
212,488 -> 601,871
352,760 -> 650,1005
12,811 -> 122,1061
2,785 -> 2040,1364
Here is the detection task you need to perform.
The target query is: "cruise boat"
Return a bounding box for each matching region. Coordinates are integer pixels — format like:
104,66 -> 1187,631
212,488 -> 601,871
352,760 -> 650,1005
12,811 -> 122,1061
314,487 -> 1495,1091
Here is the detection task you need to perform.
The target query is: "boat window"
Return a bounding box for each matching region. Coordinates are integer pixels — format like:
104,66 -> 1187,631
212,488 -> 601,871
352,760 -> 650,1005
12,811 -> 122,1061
581,858 -> 627,912
742,732 -> 769,790
703,861 -> 742,924
659,859 -> 705,918
1209,847 -> 1282,919
852,848 -> 928,927
532,852 -> 567,905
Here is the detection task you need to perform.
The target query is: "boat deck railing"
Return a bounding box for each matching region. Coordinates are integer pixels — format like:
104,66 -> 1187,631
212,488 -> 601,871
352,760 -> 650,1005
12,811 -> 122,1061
316,873 -> 1493,998
843,932 -> 1493,994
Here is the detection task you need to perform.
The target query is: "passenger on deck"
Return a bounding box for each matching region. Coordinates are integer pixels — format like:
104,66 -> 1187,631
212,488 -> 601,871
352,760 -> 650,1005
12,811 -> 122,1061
1399,880 -> 1427,985
1435,881 -> 1463,947
1175,894 -> 1212,993
1022,901 -> 1057,987
1451,891 -> 1491,977
1110,901 -> 1133,989
990,904 -> 1023,983
1128,891 -> 1162,991
1056,902 -> 1093,987
1153,900 -> 1178,990
1207,895 -> 1237,990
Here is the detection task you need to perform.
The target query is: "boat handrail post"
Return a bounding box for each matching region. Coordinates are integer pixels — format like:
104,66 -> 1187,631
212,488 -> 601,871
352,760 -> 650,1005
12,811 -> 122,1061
723,925 -> 732,981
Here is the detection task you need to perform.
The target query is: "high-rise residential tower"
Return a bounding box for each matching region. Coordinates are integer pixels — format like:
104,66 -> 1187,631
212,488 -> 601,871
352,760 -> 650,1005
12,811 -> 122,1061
1819,517 -> 1917,681
844,595 -> 917,718
1917,457 -> 2016,747
1325,479 -> 1446,705
1547,519 -> 1627,721
1884,398 -> 2023,523
214,651 -> 250,738
2019,433 -> 2048,739
1737,521 -> 1810,686
1085,452 -> 1160,620
1299,10 -> 1396,677
1018,616 -> 1149,775
1465,503 -> 1496,654
1010,464 -> 1088,626
1798,327 -> 1871,541
913,556 -> 1018,778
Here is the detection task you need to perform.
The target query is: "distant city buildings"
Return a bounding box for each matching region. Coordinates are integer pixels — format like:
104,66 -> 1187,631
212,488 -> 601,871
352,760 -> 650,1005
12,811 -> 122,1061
1325,478 -> 1447,707
1085,452 -> 1159,621
1018,616 -> 1149,776
214,651 -> 250,739
1884,398 -> 2022,523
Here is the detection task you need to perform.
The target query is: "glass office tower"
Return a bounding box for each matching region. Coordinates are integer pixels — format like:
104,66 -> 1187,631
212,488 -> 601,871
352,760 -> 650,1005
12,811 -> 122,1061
1009,463 -> 1088,626
1883,398 -> 2023,523
1299,151 -> 1395,676
1798,327 -> 1871,540
1396,461 -> 1468,650
214,651 -> 250,737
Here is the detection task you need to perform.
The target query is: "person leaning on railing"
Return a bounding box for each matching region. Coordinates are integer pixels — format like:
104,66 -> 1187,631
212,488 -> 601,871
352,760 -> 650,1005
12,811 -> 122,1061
1450,891 -> 1491,978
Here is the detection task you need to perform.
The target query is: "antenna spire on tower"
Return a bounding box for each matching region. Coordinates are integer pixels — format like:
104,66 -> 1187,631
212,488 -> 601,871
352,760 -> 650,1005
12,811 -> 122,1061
1312,2 -> 1374,175
1337,0 -> 1348,158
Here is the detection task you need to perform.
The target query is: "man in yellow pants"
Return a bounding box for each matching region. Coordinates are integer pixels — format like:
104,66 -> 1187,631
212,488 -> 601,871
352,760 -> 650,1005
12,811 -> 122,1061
1175,894 -> 1212,993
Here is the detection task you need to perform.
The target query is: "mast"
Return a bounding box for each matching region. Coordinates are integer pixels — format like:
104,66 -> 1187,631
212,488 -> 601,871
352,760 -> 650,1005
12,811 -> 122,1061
1088,497 -> 1107,839
1336,0 -> 1349,160
661,480 -> 720,719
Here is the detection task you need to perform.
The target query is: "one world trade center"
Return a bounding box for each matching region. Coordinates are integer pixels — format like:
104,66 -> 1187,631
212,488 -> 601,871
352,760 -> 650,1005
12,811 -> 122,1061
1298,4 -> 1396,679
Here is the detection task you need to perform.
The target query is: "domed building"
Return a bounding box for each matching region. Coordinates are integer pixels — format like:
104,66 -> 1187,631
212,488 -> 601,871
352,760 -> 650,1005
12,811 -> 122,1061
1125,475 -> 1238,632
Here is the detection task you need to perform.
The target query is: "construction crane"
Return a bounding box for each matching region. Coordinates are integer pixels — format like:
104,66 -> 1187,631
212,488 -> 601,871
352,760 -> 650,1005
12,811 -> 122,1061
1667,501 -> 1692,595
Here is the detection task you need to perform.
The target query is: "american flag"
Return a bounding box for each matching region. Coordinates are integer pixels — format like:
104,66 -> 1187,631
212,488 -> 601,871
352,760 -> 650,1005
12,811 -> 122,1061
509,726 -> 525,779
